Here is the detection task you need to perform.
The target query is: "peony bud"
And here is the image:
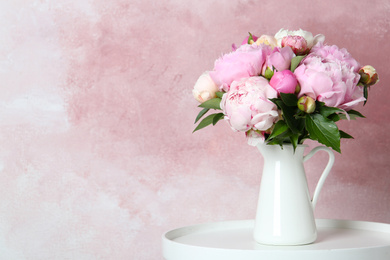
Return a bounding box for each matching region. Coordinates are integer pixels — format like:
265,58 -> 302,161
297,96 -> 316,113
269,70 -> 298,94
294,83 -> 301,95
192,72 -> 219,103
359,65 -> 379,86
281,35 -> 309,55
241,33 -> 258,45
263,67 -> 274,80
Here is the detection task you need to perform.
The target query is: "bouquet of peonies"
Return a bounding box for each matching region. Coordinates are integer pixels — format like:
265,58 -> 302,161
192,29 -> 379,152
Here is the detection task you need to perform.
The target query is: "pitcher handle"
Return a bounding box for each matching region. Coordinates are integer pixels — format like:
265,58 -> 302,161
303,146 -> 335,210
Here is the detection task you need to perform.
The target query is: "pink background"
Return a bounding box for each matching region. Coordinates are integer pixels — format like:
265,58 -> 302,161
0,0 -> 389,259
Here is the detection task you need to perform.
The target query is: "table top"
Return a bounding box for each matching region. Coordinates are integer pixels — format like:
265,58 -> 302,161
162,219 -> 390,260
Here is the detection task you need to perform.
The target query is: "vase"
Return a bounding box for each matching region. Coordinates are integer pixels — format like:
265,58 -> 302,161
253,144 -> 334,245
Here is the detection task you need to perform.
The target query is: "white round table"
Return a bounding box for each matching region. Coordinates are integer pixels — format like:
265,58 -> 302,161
162,219 -> 390,260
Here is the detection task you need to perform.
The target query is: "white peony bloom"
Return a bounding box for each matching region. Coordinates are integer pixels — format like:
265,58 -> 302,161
274,28 -> 325,49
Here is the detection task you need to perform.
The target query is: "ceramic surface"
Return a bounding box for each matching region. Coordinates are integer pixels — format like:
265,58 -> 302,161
254,145 -> 334,245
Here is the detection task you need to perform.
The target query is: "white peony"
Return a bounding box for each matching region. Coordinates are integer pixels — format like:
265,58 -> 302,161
192,71 -> 219,103
274,28 -> 325,49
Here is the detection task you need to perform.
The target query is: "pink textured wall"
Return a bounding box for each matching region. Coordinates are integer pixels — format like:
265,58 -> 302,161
0,0 -> 389,259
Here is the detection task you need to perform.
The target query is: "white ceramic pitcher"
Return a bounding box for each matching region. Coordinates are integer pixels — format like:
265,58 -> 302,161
253,144 -> 334,245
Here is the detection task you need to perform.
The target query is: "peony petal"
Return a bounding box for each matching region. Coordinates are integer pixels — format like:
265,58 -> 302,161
312,34 -> 325,46
308,71 -> 334,96
252,111 -> 279,130
229,107 -> 251,131
339,96 -> 366,111
246,130 -> 265,146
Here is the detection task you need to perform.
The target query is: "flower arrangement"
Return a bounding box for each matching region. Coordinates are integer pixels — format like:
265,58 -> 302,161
192,29 -> 379,152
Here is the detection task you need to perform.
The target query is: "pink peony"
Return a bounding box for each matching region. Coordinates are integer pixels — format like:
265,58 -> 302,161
310,43 -> 360,71
270,70 -> 298,94
210,44 -> 272,92
262,46 -> 295,74
281,35 -> 308,55
192,71 -> 219,103
294,44 -> 364,110
221,77 -> 279,133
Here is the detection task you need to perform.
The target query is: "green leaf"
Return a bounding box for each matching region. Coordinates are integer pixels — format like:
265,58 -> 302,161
289,133 -> 300,151
212,113 -> 224,125
340,130 -> 354,139
347,109 -> 365,119
267,120 -> 288,140
328,113 -> 340,122
290,55 -> 306,72
315,101 -> 326,108
198,98 -> 221,110
266,139 -> 284,146
193,113 -> 223,133
266,130 -> 292,146
280,93 -> 298,107
318,106 -> 343,118
348,110 -> 365,118
275,100 -> 299,134
306,114 -> 341,153
194,108 -> 209,124
215,91 -> 225,98
269,97 -> 281,106
297,118 -> 306,134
